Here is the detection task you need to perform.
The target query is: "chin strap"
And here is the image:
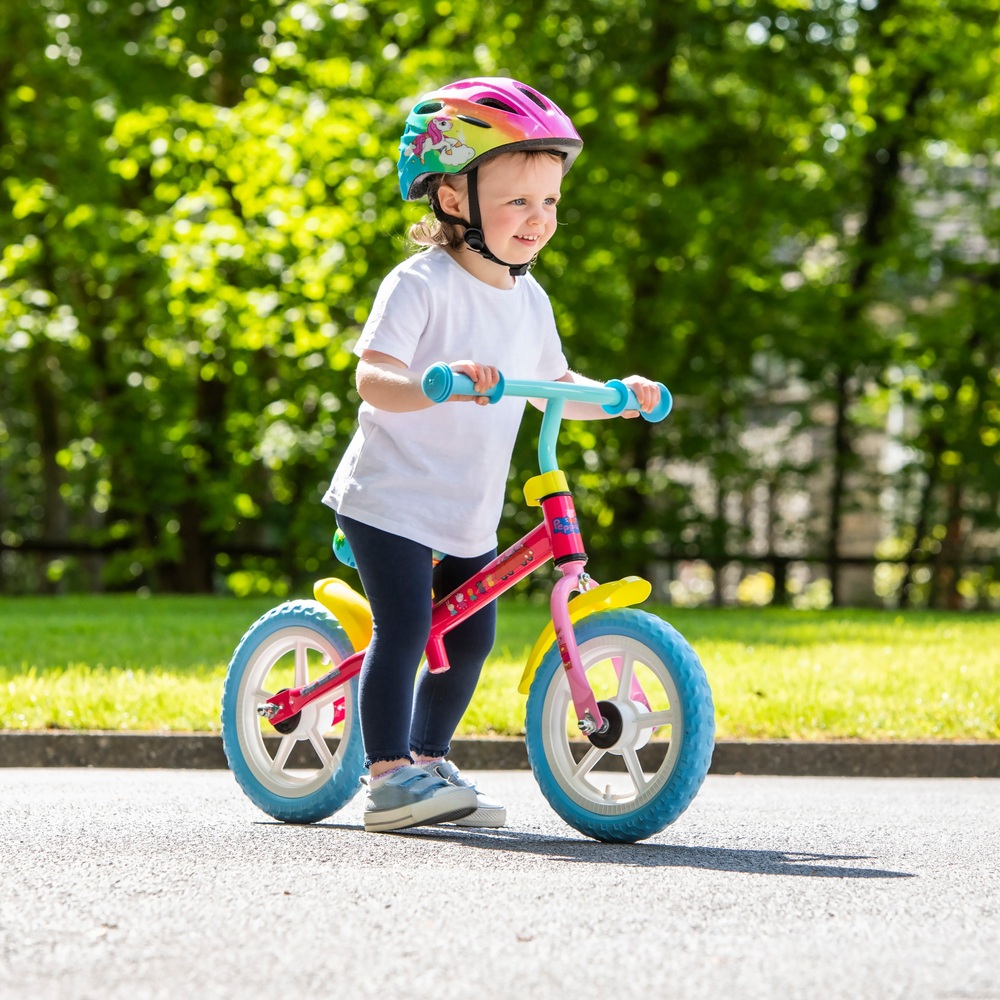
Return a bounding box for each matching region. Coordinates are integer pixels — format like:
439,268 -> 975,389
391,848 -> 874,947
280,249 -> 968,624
430,168 -> 534,278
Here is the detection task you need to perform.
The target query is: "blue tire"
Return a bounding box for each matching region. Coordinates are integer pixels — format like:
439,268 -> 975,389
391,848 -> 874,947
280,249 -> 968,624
221,600 -> 365,824
525,609 -> 715,843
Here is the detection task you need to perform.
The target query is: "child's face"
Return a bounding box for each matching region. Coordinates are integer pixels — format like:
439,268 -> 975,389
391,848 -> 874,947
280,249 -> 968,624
470,153 -> 564,268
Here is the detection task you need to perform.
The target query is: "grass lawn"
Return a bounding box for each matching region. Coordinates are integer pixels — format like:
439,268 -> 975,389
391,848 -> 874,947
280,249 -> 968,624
1,593 -> 998,741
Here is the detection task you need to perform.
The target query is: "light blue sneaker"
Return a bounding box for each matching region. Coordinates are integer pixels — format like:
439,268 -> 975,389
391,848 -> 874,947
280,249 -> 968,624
418,760 -> 507,828
363,765 -> 477,833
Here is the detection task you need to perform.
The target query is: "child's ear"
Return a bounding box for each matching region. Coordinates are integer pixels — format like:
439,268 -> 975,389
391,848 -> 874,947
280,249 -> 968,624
436,181 -> 465,217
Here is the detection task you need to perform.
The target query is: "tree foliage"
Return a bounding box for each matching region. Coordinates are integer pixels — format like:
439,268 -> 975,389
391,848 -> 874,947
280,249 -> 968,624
1,0 -> 999,607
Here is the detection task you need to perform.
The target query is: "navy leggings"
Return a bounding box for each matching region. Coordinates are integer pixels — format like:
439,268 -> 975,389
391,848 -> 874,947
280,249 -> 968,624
335,514 -> 497,767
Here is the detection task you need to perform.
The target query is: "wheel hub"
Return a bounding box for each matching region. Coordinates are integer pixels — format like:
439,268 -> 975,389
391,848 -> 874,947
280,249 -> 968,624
587,700 -> 622,749
586,698 -> 653,754
270,689 -> 335,738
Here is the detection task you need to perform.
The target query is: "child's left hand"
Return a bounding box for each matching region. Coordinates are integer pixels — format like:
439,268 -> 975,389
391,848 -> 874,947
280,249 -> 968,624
621,375 -> 661,418
449,360 -> 500,406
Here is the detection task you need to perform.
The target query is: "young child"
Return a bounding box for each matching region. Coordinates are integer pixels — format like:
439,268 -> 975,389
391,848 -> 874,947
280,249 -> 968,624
324,77 -> 662,833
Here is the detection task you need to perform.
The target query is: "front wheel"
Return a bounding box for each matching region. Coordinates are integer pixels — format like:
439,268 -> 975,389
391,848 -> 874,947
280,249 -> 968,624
525,609 -> 715,843
221,600 -> 365,824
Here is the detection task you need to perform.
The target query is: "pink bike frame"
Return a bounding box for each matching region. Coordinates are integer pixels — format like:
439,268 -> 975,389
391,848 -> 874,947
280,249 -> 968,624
262,488 -> 606,732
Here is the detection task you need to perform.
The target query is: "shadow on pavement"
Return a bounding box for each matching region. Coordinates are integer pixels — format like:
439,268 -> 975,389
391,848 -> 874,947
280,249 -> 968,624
267,821 -> 915,879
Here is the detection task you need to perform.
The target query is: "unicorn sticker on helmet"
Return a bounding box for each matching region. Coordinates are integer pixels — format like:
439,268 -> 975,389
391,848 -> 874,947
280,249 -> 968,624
406,117 -> 476,168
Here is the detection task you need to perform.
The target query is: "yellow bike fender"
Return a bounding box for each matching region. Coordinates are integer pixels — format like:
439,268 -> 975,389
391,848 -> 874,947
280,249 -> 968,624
313,577 -> 373,652
517,576 -> 653,695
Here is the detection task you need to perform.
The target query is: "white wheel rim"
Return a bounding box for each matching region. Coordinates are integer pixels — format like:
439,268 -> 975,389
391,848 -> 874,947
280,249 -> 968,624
540,633 -> 682,816
235,626 -> 355,798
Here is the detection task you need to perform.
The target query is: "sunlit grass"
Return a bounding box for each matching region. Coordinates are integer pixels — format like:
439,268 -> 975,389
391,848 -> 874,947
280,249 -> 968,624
460,605 -> 1000,741
0,595 -> 275,732
682,607 -> 1000,741
1,596 -> 998,740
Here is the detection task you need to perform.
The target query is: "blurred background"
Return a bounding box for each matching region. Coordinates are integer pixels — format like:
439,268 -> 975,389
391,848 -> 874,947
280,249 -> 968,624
1,0 -> 998,609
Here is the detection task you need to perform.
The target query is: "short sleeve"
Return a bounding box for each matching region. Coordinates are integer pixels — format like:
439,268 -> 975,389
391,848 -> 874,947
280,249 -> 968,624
530,284 -> 569,380
354,263 -> 431,367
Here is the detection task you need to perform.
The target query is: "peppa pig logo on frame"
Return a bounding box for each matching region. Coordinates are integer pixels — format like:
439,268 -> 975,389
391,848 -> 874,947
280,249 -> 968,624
552,516 -> 580,536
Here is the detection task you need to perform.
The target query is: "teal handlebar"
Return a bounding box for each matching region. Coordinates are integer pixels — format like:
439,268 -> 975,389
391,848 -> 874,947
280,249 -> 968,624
420,364 -> 673,423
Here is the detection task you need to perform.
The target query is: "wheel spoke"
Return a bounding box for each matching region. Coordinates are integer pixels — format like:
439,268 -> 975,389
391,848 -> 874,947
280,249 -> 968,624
614,652 -> 634,700
308,731 -> 335,769
622,747 -> 648,794
573,743 -> 605,780
638,710 -> 674,731
270,735 -> 296,774
294,641 -> 309,687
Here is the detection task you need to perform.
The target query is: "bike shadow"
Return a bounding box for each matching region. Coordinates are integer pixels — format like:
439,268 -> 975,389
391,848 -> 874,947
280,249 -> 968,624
295,821 -> 913,879
427,830 -> 914,878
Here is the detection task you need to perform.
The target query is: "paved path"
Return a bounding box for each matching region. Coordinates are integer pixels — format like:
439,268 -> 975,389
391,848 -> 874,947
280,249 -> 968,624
3,769 -> 998,1000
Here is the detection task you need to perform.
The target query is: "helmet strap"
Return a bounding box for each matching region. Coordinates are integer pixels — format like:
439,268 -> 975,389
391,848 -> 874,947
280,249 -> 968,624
430,169 -> 533,278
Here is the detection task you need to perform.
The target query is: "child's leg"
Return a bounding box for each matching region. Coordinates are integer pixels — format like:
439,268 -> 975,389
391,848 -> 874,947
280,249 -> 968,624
335,514 -> 434,772
409,549 -> 498,759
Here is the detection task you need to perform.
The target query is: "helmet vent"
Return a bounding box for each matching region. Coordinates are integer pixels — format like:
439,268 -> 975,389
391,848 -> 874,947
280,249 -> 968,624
475,97 -> 522,115
516,86 -> 550,110
414,101 -> 445,114
456,115 -> 491,128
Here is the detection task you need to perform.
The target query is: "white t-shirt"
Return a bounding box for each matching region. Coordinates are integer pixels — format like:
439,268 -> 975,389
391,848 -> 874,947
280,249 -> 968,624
324,248 -> 569,557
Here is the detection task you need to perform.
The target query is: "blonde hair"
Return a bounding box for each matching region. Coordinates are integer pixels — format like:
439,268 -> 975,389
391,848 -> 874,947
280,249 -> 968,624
407,174 -> 467,251
407,149 -> 566,253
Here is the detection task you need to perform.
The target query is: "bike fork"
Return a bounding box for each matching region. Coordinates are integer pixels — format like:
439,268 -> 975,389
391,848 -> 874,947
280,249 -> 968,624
550,561 -> 607,737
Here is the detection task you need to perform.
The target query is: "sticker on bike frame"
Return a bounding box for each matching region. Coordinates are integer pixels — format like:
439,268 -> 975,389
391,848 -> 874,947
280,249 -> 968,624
552,515 -> 580,536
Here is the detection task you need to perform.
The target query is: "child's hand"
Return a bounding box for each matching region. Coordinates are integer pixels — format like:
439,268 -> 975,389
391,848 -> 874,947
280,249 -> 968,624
620,375 -> 661,418
450,360 -> 500,405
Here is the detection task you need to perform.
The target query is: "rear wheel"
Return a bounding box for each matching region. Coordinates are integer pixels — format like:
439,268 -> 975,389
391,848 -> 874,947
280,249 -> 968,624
221,600 -> 364,823
525,609 -> 714,843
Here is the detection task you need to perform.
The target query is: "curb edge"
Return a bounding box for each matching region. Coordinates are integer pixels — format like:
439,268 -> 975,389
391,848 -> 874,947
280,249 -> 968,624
2,732 -> 1000,778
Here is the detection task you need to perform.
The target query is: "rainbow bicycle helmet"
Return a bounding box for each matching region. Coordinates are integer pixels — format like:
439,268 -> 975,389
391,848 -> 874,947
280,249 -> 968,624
397,77 -> 583,275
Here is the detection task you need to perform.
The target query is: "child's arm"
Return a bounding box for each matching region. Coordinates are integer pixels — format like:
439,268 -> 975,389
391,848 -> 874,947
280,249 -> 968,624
357,350 -> 499,412
528,370 -> 661,420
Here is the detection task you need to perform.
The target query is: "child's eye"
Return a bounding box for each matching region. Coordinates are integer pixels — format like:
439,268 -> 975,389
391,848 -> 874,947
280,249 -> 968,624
511,198 -> 526,206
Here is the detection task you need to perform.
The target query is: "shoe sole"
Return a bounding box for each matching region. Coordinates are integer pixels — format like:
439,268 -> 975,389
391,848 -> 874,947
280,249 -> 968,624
450,807 -> 507,828
364,786 -> 477,833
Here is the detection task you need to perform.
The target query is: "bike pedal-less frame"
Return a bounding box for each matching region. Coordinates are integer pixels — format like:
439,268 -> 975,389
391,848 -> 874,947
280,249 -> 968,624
221,366 -> 715,842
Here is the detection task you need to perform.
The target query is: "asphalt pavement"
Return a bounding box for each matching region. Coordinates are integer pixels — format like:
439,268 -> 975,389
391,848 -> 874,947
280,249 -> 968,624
3,768 -> 998,1000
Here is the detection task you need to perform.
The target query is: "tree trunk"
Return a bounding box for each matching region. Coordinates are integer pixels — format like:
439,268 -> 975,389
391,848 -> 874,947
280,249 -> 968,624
825,368 -> 850,607
933,480 -> 965,611
826,62 -> 933,605
897,453 -> 936,610
30,356 -> 68,594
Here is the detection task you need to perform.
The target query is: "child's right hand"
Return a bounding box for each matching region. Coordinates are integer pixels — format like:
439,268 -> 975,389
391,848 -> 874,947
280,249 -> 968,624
449,360 -> 500,405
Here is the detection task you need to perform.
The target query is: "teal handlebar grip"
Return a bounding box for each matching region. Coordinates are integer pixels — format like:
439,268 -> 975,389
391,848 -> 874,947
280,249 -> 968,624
601,379 -> 673,422
421,363 -> 456,402
421,363 -> 505,404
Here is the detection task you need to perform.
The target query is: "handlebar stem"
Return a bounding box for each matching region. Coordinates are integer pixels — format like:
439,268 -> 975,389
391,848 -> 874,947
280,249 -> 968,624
538,397 -> 564,474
